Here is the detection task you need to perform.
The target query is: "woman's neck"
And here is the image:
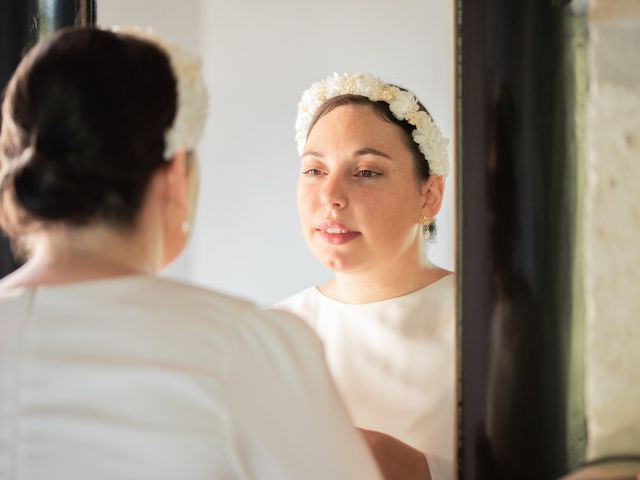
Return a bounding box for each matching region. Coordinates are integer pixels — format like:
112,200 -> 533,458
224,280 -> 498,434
0,224 -> 162,290
321,257 -> 451,304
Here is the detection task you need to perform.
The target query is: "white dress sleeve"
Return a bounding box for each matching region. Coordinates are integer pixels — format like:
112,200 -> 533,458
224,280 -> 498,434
225,308 -> 382,480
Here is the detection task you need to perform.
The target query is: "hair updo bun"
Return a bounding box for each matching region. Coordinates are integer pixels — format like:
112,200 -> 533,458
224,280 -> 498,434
0,27 -> 178,238
10,148 -> 103,223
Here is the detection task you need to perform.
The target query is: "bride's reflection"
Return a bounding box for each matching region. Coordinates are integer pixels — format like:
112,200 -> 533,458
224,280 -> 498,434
273,73 -> 455,480
98,0 -> 455,306
99,3 -> 457,479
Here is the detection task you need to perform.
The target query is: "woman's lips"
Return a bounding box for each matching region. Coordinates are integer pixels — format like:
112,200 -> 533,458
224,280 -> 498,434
316,221 -> 361,245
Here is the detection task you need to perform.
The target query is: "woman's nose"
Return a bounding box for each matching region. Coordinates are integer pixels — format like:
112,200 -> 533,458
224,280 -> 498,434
320,175 -> 347,209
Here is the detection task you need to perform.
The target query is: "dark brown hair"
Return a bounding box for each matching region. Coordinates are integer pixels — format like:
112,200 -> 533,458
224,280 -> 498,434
307,93 -> 437,237
0,27 -> 177,238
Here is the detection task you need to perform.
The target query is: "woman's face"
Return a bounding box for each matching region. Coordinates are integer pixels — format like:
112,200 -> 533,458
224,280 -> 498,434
297,104 -> 431,274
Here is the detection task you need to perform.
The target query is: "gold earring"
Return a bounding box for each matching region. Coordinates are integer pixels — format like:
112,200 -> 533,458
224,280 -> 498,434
421,216 -> 431,240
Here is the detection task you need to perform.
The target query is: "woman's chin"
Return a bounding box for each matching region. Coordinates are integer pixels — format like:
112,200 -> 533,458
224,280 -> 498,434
317,254 -> 360,274
309,241 -> 367,273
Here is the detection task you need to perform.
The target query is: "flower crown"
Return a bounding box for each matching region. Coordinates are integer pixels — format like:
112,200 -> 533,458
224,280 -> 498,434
295,73 -> 449,177
111,26 -> 208,160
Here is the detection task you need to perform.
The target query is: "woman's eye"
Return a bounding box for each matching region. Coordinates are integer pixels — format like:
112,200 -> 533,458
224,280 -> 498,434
302,168 -> 323,176
356,170 -> 381,178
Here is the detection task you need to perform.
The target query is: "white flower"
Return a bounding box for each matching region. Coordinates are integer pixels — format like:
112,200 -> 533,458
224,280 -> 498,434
389,90 -> 418,118
112,26 -> 208,160
355,75 -> 381,99
409,110 -> 430,130
295,72 -> 449,177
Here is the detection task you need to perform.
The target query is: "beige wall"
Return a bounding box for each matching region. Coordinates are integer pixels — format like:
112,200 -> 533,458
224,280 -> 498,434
586,0 -> 640,460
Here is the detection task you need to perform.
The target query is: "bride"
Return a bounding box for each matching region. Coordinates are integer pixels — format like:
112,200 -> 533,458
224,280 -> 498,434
275,73 -> 455,480
0,32 -> 381,479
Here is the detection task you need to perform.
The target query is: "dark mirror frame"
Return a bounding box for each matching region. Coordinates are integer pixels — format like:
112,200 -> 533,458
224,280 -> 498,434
457,1 -> 588,478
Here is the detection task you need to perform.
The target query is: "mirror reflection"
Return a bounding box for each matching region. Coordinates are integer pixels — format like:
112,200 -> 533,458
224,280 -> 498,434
99,1 -> 457,478
98,0 -> 455,305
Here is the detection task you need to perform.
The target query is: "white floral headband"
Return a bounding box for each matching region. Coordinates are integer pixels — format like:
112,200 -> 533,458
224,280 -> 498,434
111,26 -> 208,160
295,73 -> 449,177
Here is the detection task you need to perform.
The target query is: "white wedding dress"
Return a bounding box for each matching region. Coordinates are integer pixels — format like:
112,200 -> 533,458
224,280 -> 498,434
0,275 -> 381,480
274,273 -> 456,480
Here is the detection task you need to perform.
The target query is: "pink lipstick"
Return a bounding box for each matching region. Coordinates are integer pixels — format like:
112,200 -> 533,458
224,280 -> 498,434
316,221 -> 361,245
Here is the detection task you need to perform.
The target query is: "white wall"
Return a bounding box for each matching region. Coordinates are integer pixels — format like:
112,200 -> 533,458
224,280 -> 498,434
99,0 -> 455,305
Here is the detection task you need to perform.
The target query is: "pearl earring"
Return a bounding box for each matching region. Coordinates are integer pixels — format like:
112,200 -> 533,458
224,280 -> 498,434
181,220 -> 191,234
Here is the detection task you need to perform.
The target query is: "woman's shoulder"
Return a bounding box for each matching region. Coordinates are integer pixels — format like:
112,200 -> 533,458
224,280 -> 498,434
3,275 -> 314,348
411,271 -> 456,309
422,270 -> 456,295
136,278 -> 321,350
148,278 -> 323,351
5,275 -> 325,385
270,286 -> 321,319
140,276 -> 257,314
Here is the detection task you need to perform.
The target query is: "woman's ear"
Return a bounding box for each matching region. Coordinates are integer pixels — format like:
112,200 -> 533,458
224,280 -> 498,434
147,151 -> 191,270
420,174 -> 445,219
161,151 -> 189,214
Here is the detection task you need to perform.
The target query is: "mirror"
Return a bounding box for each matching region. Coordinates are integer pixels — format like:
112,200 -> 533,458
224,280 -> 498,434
98,0 -> 456,306
98,2 -> 458,477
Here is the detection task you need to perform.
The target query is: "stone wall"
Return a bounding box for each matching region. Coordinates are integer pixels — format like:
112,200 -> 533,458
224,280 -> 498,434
586,0 -> 640,460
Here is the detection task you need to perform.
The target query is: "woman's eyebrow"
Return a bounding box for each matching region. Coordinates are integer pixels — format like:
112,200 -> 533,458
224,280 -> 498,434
301,150 -> 324,158
354,147 -> 392,159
